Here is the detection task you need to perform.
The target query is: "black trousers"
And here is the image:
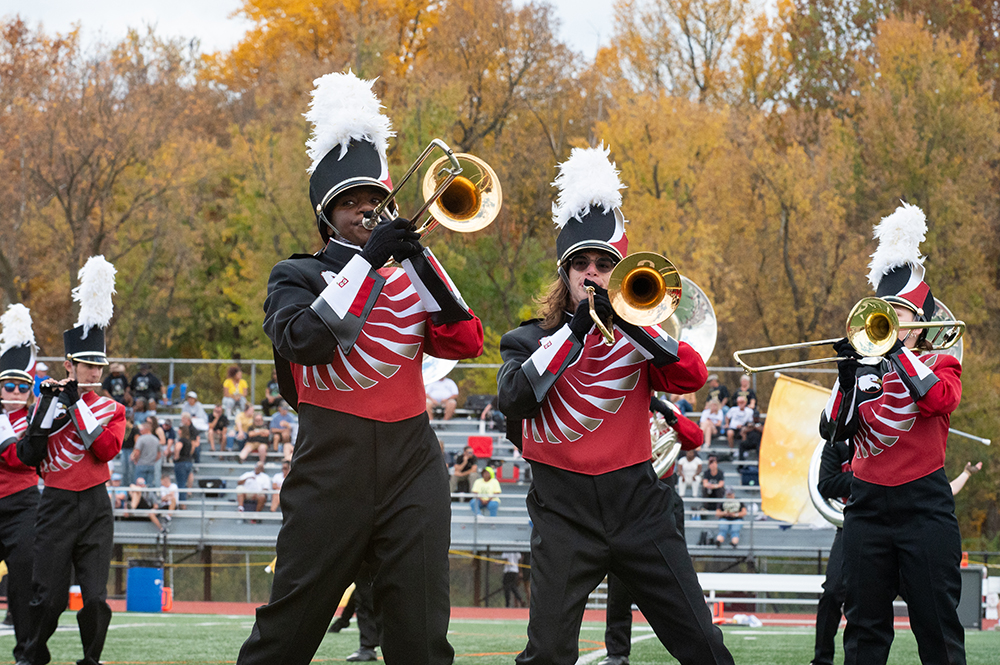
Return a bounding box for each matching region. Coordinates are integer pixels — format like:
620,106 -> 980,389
843,470 -> 965,665
813,527 -> 845,665
503,572 -> 525,608
22,484 -> 114,665
517,461 -> 732,665
604,484 -> 687,658
353,566 -> 378,650
237,407 -> 453,665
0,486 -> 40,661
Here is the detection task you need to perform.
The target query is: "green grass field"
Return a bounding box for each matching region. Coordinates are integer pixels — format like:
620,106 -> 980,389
1,612 -> 998,664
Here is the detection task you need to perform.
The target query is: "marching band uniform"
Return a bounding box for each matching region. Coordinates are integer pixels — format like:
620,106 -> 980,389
602,396 -> 704,665
820,204 -> 965,665
0,305 -> 40,663
498,146 -> 732,665
237,72 -> 483,665
811,439 -> 852,665
17,257 -> 125,665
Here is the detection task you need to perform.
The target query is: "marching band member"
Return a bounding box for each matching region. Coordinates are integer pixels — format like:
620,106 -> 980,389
17,257 -> 126,665
237,71 -> 483,665
0,305 -> 40,664
820,203 -> 965,665
497,146 -> 732,665
810,439 -> 852,665
600,395 -> 705,665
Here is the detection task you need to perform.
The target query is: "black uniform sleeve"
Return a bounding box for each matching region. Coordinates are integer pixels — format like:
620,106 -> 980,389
263,257 -> 386,364
816,440 -> 853,500
818,375 -> 861,443
616,320 -> 680,366
17,393 -> 60,467
497,321 -> 582,419
401,249 -> 474,326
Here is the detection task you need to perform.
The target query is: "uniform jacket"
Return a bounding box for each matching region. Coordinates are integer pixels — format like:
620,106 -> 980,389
264,238 -> 483,422
0,407 -> 36,498
498,313 -> 706,475
819,347 -> 961,487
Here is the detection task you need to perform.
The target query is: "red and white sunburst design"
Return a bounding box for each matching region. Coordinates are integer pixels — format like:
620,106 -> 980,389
524,333 -> 647,444
853,360 -> 933,459
40,397 -> 118,474
301,268 -> 425,393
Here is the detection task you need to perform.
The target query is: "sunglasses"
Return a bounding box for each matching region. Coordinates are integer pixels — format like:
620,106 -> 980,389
568,255 -> 617,274
2,383 -> 31,394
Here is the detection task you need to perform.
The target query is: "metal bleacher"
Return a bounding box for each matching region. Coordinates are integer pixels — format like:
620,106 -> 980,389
112,413 -> 838,559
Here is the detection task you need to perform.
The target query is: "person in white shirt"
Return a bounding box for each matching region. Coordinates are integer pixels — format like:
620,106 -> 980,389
237,461 -> 269,513
699,399 -> 725,447
180,391 -> 209,430
725,395 -> 755,449
676,450 -> 703,498
157,475 -> 179,512
425,376 -> 459,421
271,460 -> 290,512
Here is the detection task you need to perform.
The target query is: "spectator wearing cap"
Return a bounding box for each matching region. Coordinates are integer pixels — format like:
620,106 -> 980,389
31,361 -> 49,397
715,487 -> 746,548
102,363 -> 129,403
269,402 -> 296,460
130,363 -> 165,404
107,473 -> 127,510
470,467 -> 501,517
181,391 -> 208,429
705,374 -> 730,413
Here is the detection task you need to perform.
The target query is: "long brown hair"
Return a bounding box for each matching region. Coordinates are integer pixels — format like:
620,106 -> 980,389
536,277 -> 573,330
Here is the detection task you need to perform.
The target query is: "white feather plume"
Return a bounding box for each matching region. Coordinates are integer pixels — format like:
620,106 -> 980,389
0,304 -> 35,355
867,201 -> 927,289
73,255 -> 117,336
304,70 -> 394,174
551,144 -> 626,228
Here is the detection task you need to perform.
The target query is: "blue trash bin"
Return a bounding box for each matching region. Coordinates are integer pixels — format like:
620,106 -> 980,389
126,559 -> 164,613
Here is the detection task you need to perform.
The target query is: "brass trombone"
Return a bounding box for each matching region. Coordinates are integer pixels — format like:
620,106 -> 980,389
361,138 -> 502,237
587,252 -> 684,346
732,296 -> 966,374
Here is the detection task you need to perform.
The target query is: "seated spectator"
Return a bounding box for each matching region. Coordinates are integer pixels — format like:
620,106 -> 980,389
699,399 -> 725,447
237,461 -> 270,515
130,363 -> 165,405
157,474 -> 179,519
450,445 -> 478,498
102,363 -> 129,403
181,391 -> 208,430
222,364 -> 249,420
425,375 -> 459,421
271,460 -> 290,512
269,401 -> 296,459
108,473 -> 127,510
232,403 -> 255,452
131,422 -> 161,486
175,413 -> 199,502
701,454 -> 725,518
470,467 -> 501,517
733,374 -> 757,411
738,413 -> 763,461
207,403 -> 229,451
705,374 -> 730,411
261,369 -> 281,416
715,488 -> 747,548
676,449 -> 703,498
725,395 -> 756,449
479,395 -> 505,431
124,478 -> 167,531
238,413 -> 271,465
132,397 -> 150,426
670,392 -> 694,415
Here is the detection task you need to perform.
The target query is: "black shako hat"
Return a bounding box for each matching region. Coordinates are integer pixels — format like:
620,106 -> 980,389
64,256 -> 117,366
867,202 -> 935,322
305,71 -> 396,244
0,304 -> 36,383
551,144 -> 629,266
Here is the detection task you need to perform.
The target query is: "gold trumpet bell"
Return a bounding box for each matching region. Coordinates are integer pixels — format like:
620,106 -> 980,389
608,252 -> 683,327
420,153 -> 502,233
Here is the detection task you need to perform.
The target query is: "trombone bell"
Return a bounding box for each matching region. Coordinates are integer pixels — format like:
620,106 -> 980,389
420,153 -> 502,234
609,252 -> 683,327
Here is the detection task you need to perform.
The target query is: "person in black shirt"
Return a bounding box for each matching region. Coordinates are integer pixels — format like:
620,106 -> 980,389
207,404 -> 229,451
705,374 -> 729,408
701,455 -> 725,516
118,411 -> 137,485
102,363 -> 129,404
261,369 -> 281,417
174,413 -> 199,503
450,446 -> 478,498
733,374 -> 757,411
129,363 -> 163,404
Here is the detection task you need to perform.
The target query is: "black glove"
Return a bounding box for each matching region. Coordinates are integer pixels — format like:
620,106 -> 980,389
58,380 -> 79,408
837,356 -> 859,389
651,396 -> 678,426
360,217 -> 421,267
568,280 -> 613,342
833,337 -> 861,359
39,381 -> 59,398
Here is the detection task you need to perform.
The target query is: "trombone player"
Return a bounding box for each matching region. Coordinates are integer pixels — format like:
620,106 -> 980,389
819,203 -> 965,665
238,71 -> 484,665
497,146 -> 732,665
